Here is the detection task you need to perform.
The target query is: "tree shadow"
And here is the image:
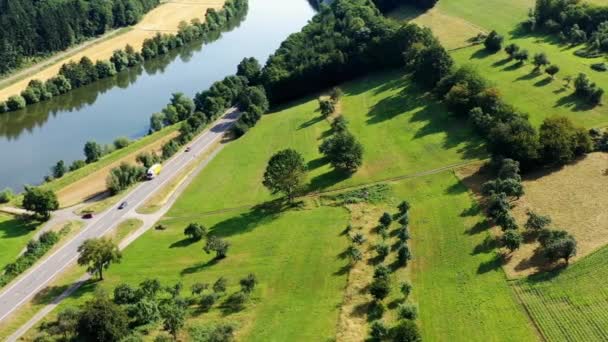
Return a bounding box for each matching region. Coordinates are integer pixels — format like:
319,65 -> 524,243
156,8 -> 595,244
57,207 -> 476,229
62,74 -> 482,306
207,200 -> 286,239
333,264 -> 351,276
0,218 -> 39,239
366,81 -> 426,125
492,57 -> 512,67
534,76 -> 552,87
307,156 -> 329,171
469,48 -> 493,60
387,297 -> 405,310
472,235 -> 498,255
298,114 -> 325,130
308,168 -> 351,192
169,238 -> 197,249
180,258 -> 220,275
502,62 -> 525,72
476,253 -> 503,274
555,93 -> 597,111
461,202 -> 481,217
515,70 -> 542,82
466,220 -> 491,235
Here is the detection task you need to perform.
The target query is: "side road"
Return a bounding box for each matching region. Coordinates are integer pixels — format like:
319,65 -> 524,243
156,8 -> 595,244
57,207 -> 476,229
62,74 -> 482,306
0,109 -> 240,325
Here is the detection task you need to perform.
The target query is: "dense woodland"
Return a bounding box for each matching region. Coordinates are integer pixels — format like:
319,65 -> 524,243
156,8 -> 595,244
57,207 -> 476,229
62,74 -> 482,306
529,0 -> 608,53
260,0 -> 446,103
0,0 -> 160,74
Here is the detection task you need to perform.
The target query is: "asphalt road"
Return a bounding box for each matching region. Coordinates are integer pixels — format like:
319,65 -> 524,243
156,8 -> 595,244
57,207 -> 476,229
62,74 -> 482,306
0,109 -> 240,323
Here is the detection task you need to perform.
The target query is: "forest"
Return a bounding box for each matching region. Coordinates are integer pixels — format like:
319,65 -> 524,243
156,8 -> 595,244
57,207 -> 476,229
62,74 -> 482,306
0,0 -> 160,75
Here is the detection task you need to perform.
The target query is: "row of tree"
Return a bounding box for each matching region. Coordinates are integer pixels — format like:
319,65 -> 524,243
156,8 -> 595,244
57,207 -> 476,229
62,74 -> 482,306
39,271 -> 252,341
0,0 -> 160,75
0,0 -> 249,114
483,158 -> 577,265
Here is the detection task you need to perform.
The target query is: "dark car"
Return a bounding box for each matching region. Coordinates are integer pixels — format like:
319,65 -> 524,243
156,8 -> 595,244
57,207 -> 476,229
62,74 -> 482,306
118,201 -> 128,210
82,213 -> 93,219
185,146 -> 192,152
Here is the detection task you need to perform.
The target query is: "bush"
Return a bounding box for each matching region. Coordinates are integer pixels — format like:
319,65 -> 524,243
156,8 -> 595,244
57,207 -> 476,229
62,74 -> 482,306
370,277 -> 391,301
369,320 -> 389,341
6,95 -> 26,111
397,303 -> 418,320
391,320 -> 422,342
0,188 -> 14,203
367,301 -> 385,320
113,137 -> 131,149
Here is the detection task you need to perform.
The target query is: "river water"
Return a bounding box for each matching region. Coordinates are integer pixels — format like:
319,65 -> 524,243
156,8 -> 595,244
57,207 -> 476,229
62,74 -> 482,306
0,0 -> 316,192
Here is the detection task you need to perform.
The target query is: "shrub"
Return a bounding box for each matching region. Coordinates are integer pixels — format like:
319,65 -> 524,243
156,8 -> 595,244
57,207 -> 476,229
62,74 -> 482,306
113,137 -> 131,149
0,188 -> 14,203
367,301 -> 385,320
6,95 -> 26,111
397,303 -> 418,320
391,320 -> 422,342
369,320 -> 389,341
400,281 -> 413,297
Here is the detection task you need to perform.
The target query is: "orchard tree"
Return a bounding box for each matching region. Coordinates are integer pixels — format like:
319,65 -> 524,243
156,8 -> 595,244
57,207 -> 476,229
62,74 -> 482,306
318,98 -> 335,117
533,52 -> 550,71
504,43 -> 520,59
77,292 -> 129,342
262,149 -> 307,202
369,277 -> 390,301
546,64 -> 560,79
184,223 -> 207,241
484,30 -> 504,52
514,50 -> 529,64
161,301 -> 186,340
22,186 -> 59,220
204,236 -> 230,259
319,131 -> 364,173
77,237 -> 122,280
503,230 -> 523,252
525,211 -> 552,232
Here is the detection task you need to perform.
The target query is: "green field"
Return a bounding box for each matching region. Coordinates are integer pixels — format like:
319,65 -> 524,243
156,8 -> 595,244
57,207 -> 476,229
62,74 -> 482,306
397,0 -> 608,128
392,173 -> 537,341
0,214 -> 37,270
173,70 -> 486,215
513,246 -> 608,341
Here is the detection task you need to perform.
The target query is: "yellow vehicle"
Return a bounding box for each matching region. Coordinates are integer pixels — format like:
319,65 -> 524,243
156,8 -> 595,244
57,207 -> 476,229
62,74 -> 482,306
146,163 -> 162,180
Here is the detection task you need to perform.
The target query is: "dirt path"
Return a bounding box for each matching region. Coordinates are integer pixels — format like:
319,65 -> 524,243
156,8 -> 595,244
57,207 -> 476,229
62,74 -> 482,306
0,0 -> 225,102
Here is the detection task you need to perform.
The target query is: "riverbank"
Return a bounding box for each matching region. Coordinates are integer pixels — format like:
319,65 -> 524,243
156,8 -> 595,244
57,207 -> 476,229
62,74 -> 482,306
0,0 -> 225,102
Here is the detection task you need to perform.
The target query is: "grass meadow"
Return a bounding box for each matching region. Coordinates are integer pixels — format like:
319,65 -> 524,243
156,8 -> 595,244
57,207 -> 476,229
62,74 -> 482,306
0,214 -> 38,270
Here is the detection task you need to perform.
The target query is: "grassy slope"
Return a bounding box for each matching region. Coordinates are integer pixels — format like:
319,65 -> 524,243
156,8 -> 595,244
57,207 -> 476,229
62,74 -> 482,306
0,214 -> 37,270
513,246 -> 608,341
393,173 -> 537,341
173,71 -> 486,215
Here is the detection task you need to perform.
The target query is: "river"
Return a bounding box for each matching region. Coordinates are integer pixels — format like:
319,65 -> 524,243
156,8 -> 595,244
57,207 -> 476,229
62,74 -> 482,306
0,0 -> 316,192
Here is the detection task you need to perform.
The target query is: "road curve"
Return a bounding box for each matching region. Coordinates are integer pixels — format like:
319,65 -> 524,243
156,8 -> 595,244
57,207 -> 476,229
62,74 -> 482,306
0,109 -> 240,323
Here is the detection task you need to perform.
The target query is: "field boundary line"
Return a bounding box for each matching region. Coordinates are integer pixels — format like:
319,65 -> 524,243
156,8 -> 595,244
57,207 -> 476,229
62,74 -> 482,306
164,159 -> 486,220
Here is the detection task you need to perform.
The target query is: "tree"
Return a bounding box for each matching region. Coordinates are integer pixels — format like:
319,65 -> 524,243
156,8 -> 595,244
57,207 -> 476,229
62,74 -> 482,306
533,52 -> 550,71
191,282 -> 209,295
484,30 -> 504,52
240,273 -> 257,294
236,57 -> 261,85
113,283 -> 137,304
6,95 -> 26,111
48,308 -> 79,339
346,245 -> 363,264
160,301 -> 186,340
204,236 -> 230,259
545,64 -> 560,79
84,141 -> 103,163
77,237 -> 122,280
503,230 -> 522,252
77,292 -> 129,342
184,223 -> 207,241
400,281 -> 413,297
213,277 -> 228,294
397,200 -> 411,216
369,320 -> 389,341
0,188 -> 14,204
330,87 -> 344,102
391,320 -> 422,342
106,163 -> 145,195
369,277 -> 390,301
397,303 -> 418,320
262,149 -> 307,201
375,243 -> 390,261
379,212 -> 392,227
525,211 -> 551,232
544,236 -> 577,264
113,137 -> 130,149
22,186 -> 59,220
319,131 -> 364,173
52,160 -> 67,179
319,98 -> 335,117
514,50 -> 529,64
504,43 -> 520,59
397,244 -> 412,266
539,116 -> 592,165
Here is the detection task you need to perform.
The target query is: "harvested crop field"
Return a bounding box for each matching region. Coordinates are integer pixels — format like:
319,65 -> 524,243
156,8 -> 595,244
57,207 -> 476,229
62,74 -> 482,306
0,0 -> 225,101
